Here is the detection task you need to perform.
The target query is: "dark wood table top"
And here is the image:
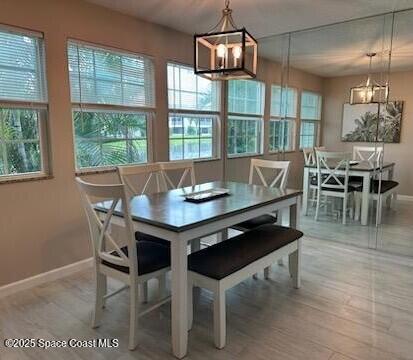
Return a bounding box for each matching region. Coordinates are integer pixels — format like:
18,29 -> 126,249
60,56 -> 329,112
96,181 -> 302,232
304,161 -> 395,172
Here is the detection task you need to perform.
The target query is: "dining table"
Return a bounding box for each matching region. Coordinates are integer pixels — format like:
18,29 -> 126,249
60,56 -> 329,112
96,180 -> 302,358
302,161 -> 395,225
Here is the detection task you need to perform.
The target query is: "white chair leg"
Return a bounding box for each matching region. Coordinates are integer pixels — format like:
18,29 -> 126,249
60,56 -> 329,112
129,283 -> 140,350
354,193 -> 361,221
289,244 -> 301,289
187,281 -> 193,331
264,266 -> 271,279
213,287 -> 226,349
91,271 -> 106,328
315,189 -> 321,221
139,282 -> 148,304
392,192 -> 398,210
376,197 -> 383,225
342,196 -> 348,225
158,273 -> 167,300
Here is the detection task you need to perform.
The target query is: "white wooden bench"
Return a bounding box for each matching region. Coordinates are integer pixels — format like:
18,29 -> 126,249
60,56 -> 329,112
187,224 -> 303,349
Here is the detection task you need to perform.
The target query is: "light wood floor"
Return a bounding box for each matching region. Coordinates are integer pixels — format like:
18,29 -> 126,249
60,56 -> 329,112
1,237 -> 413,360
301,199 -> 413,257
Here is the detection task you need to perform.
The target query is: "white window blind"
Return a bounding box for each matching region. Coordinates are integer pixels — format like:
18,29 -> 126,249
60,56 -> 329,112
167,62 -> 220,161
301,91 -> 322,120
228,80 -> 264,116
0,26 -> 49,179
227,79 -> 264,156
167,62 -> 220,111
271,85 -> 297,118
0,28 -> 47,103
68,41 -> 155,108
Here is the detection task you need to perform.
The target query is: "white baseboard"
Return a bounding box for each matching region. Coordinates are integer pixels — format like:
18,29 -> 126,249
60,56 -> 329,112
398,195 -> 413,202
0,258 -> 93,299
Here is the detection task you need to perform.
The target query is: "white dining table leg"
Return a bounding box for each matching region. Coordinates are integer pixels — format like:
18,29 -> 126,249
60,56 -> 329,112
171,239 -> 188,359
360,173 -> 371,226
302,168 -> 309,215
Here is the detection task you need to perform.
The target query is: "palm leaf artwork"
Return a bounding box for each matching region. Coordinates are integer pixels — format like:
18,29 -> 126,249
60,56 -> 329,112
342,102 -> 403,143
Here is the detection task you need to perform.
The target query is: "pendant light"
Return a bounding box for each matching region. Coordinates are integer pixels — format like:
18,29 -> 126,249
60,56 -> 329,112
194,0 -> 258,80
350,53 -> 389,104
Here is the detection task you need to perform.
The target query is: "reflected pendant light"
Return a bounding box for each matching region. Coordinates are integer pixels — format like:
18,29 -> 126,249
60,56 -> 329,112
350,53 -> 389,105
194,0 -> 258,80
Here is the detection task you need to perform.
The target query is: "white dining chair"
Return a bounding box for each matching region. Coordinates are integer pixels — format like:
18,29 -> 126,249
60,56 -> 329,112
353,145 -> 383,163
233,159 -> 291,233
158,160 -> 196,190
117,163 -> 164,196
232,158 -> 291,276
303,147 -> 326,208
75,178 -> 170,350
315,151 -> 355,225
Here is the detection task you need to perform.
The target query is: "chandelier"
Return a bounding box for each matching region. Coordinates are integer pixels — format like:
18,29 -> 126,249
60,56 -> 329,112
350,53 -> 389,104
194,0 -> 258,80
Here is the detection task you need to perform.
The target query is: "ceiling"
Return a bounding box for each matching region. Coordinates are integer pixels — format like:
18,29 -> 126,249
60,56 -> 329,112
86,0 -> 413,77
86,0 -> 413,39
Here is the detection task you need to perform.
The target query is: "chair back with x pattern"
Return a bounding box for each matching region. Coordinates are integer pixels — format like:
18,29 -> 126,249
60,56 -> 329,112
117,163 -> 163,196
316,151 -> 351,193
303,148 -> 316,165
158,160 -> 196,190
76,177 -> 138,278
249,159 -> 290,190
353,146 -> 383,163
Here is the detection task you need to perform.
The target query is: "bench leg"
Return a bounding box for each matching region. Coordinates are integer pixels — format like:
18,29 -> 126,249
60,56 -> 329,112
213,287 -> 226,349
158,273 -> 167,300
289,241 -> 301,289
187,281 -> 193,331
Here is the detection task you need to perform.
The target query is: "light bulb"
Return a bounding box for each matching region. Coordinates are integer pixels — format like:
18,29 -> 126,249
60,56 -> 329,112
216,44 -> 227,58
232,45 -> 242,59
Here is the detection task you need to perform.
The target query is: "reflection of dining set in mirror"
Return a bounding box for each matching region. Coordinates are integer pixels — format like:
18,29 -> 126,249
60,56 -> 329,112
302,146 -> 398,226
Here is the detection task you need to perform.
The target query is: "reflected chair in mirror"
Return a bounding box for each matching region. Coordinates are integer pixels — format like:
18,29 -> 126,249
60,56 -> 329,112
354,178 -> 399,225
158,160 -> 196,190
75,178 -> 171,350
353,145 -> 383,163
303,146 -> 325,209
315,151 -> 356,225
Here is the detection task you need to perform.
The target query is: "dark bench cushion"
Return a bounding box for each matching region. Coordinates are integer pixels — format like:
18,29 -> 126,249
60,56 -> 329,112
135,232 -> 170,247
233,214 -> 277,230
311,175 -> 358,192
101,241 -> 170,275
188,224 -> 303,280
355,180 -> 399,194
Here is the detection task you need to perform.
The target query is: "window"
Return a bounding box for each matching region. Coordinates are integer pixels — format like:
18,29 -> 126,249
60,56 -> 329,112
68,41 -> 155,169
167,63 -> 220,161
0,26 -> 48,179
300,91 -> 322,148
227,80 -> 264,156
269,85 -> 297,152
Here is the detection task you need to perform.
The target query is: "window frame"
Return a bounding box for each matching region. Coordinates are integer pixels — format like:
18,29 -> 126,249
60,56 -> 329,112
269,84 -> 297,153
299,90 -> 322,149
0,25 -> 50,182
67,39 -> 156,173
166,61 -> 221,162
227,79 -> 265,158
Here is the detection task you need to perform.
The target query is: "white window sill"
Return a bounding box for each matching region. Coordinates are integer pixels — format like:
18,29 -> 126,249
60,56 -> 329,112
75,167 -> 118,176
227,153 -> 264,159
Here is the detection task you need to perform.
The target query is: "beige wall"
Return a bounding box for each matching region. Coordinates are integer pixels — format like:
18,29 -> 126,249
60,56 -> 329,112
322,71 -> 412,196
0,0 -> 323,286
